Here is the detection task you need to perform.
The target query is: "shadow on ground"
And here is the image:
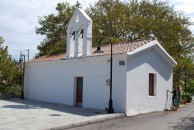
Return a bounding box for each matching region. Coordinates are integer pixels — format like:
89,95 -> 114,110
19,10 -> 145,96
1,98 -> 106,117
170,110 -> 194,130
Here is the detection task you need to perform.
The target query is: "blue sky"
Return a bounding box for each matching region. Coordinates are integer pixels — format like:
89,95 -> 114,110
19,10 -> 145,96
0,0 -> 193,60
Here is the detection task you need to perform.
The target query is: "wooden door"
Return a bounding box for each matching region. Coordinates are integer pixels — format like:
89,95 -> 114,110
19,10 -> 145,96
76,77 -> 83,106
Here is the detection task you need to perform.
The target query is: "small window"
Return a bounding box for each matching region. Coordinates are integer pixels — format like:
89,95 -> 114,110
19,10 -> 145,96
75,15 -> 79,22
149,73 -> 155,96
80,29 -> 84,38
72,31 -> 75,40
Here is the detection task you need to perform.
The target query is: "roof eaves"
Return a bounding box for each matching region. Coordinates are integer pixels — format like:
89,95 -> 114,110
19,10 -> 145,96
127,40 -> 177,67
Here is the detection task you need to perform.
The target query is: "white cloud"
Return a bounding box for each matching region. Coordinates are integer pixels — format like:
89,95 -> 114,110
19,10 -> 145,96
169,0 -> 194,36
0,0 -> 94,60
170,0 -> 194,13
189,25 -> 194,34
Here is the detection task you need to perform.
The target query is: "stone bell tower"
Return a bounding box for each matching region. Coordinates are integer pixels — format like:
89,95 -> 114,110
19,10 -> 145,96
66,8 -> 92,58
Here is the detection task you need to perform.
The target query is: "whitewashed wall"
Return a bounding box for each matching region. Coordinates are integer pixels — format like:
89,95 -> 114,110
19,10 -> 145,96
66,8 -> 92,58
24,54 -> 127,112
126,48 -> 173,116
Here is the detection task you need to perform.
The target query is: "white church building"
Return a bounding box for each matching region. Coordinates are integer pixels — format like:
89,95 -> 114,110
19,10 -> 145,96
24,8 -> 177,116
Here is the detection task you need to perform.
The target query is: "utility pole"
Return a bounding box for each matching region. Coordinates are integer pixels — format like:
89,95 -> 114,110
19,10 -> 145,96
25,49 -> 29,61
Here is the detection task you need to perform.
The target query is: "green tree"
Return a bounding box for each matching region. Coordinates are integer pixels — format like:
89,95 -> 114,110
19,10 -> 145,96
36,0 -> 194,85
88,0 -> 194,85
187,80 -> 194,93
88,0 -> 193,55
86,0 -> 129,45
0,36 -> 22,93
36,1 -> 82,57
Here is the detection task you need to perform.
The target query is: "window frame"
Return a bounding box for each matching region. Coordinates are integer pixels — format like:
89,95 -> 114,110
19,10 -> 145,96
149,73 -> 155,96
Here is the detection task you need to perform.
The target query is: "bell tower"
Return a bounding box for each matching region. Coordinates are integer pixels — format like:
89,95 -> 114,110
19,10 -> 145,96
66,8 -> 92,58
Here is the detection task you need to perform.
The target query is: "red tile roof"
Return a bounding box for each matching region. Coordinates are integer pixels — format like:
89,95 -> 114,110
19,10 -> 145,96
30,39 -> 152,62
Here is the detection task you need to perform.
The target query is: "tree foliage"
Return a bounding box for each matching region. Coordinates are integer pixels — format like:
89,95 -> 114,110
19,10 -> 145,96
87,0 -> 194,54
36,0 -> 194,88
0,36 -> 22,93
36,2 -> 81,56
187,80 -> 194,93
86,0 -> 129,44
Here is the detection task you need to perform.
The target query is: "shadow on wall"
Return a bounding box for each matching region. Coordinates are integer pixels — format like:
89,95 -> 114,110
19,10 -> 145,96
170,113 -> 194,130
127,49 -> 172,81
1,98 -> 106,117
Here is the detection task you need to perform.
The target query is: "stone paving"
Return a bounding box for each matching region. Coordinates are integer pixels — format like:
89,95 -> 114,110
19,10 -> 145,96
0,98 -> 123,130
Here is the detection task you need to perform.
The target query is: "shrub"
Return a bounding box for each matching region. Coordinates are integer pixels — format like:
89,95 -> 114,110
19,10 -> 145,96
10,85 -> 22,97
186,94 -> 192,103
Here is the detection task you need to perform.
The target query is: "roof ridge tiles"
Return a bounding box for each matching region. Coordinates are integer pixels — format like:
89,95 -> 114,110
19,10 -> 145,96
30,39 -> 152,62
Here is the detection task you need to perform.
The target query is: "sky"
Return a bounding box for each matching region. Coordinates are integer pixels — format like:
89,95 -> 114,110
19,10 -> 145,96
0,0 -> 194,60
